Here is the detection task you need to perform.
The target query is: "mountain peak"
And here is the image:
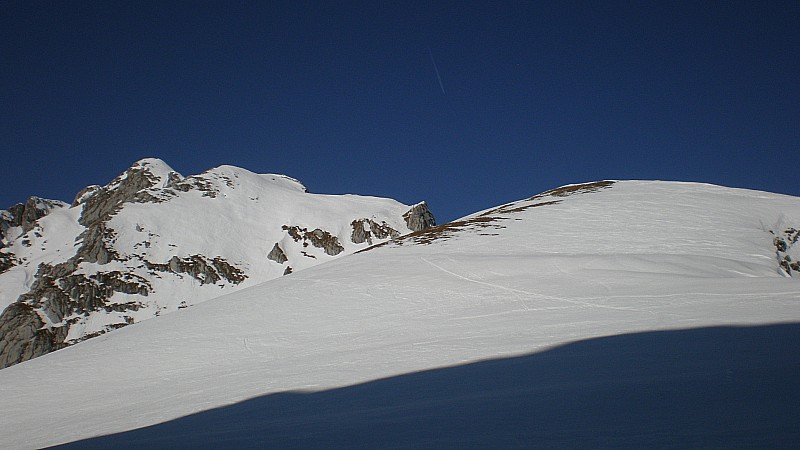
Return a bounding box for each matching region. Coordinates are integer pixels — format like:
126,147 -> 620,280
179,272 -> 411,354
129,158 -> 177,176
0,159 -> 436,369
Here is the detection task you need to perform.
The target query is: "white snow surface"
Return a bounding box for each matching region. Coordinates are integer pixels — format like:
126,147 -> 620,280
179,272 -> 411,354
1,180 -> 799,448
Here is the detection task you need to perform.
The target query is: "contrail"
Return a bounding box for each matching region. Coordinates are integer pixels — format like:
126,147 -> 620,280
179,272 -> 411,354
428,47 -> 446,96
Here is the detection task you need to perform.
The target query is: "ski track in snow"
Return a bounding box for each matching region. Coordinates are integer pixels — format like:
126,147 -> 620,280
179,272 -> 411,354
421,256 -> 648,313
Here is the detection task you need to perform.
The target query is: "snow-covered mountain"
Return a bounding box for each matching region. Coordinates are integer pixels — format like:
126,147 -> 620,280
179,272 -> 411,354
0,158 -> 435,368
1,180 -> 799,448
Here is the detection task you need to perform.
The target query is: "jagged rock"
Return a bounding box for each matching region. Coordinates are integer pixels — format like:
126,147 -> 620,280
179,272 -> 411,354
788,228 -> 800,244
79,165 -> 165,227
1,197 -> 67,244
166,172 -> 184,188
775,237 -> 788,253
351,219 -> 400,245
283,266 -> 293,275
283,225 -> 303,242
72,185 -> 101,206
0,226 -> 246,369
267,243 -> 288,264
146,255 -> 247,285
773,228 -> 800,276
0,303 -> 68,369
0,252 -> 17,274
308,229 -> 344,256
281,226 -> 344,256
20,197 -> 66,232
351,221 -> 370,245
0,258 -> 153,368
170,175 -> 219,197
211,257 -> 247,284
77,223 -> 119,264
403,202 -> 436,231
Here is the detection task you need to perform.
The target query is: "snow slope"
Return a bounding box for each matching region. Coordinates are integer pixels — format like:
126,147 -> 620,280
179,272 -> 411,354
1,180 -> 799,448
0,158 -> 433,367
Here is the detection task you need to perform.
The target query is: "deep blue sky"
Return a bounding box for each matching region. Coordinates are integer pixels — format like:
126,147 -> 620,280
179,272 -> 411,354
2,1 -> 798,222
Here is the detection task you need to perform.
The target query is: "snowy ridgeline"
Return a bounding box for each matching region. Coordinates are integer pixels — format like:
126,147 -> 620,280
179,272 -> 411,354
1,179 -> 800,448
0,158 -> 435,368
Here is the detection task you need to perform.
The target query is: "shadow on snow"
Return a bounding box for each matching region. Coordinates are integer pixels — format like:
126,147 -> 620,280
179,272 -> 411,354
54,323 -> 800,449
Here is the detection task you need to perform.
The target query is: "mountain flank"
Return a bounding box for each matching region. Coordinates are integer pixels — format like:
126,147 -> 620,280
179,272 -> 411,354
0,159 -> 435,368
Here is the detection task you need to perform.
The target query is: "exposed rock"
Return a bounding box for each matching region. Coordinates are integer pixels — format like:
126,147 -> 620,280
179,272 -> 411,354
375,216 -> 506,248
789,228 -> 800,244
351,219 -> 400,245
72,185 -> 101,207
77,223 -> 119,265
403,202 -> 436,232
1,197 -> 67,244
169,175 -> 220,198
19,261 -> 147,318
307,228 -> 344,255
281,225 -> 344,256
531,180 -> 616,199
0,252 -> 17,274
351,221 -> 369,244
0,239 -> 249,368
78,165 -> 165,227
283,266 -> 293,275
283,225 -> 303,242
146,255 -> 247,285
775,237 -> 788,253
20,197 -> 66,232
0,303 -> 68,369
166,171 -> 184,188
774,227 -> 800,276
210,257 -> 247,284
267,243 -> 288,264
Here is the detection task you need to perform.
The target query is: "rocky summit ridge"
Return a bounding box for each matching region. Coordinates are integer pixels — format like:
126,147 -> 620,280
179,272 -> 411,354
0,158 -> 435,368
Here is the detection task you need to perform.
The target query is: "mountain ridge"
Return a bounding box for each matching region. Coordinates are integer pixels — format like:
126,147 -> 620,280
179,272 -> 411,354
0,158 -> 435,368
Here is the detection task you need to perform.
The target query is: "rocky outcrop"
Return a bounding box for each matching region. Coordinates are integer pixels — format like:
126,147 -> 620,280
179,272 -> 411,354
282,225 -> 344,256
71,185 -> 101,207
0,251 -> 246,369
1,197 -> 67,245
0,252 -> 17,275
77,223 -> 119,265
530,180 -> 615,199
52,271 -> 147,319
774,227 -> 800,275
0,303 -> 68,369
145,255 -> 247,286
267,243 -> 288,264
77,162 -> 173,226
0,197 -> 66,275
169,174 -> 220,198
403,202 -> 436,232
351,219 -> 400,245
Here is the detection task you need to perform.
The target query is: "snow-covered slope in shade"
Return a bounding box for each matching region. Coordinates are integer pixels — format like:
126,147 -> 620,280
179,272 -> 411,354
1,180 -> 799,448
0,158 -> 434,368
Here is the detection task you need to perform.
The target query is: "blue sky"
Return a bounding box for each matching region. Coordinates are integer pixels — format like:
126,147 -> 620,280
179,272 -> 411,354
2,1 -> 798,222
